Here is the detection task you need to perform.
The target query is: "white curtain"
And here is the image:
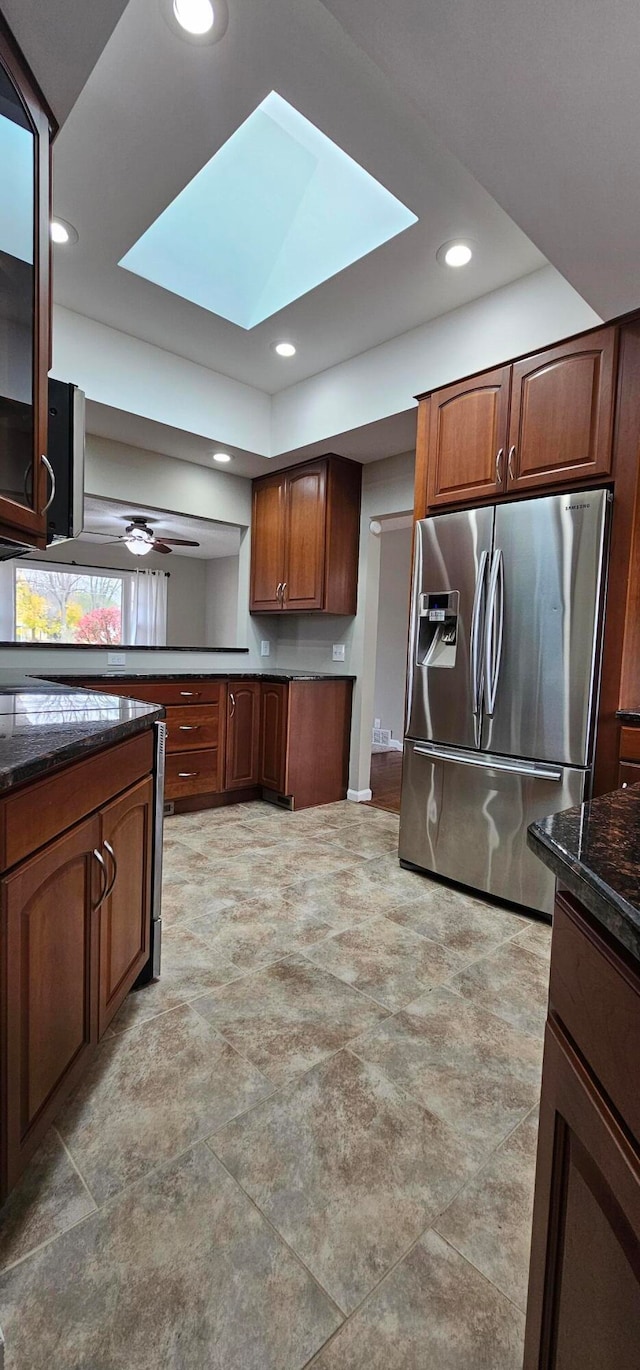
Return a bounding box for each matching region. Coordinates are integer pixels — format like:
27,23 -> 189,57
130,569 -> 168,646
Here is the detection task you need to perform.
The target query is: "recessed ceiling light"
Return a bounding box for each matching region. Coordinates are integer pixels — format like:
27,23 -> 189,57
51,218 -> 78,245
173,0 -> 214,34
213,451 -> 232,463
437,240 -> 473,268
274,341 -> 296,358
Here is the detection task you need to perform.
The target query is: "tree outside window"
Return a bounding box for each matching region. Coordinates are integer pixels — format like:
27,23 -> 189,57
14,567 -> 124,644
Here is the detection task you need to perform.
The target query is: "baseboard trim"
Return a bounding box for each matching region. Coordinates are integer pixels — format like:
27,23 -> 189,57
347,788 -> 373,803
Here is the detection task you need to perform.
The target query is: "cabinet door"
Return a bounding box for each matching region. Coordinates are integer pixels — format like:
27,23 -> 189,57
225,682 -> 261,789
1,815 -> 100,1197
619,761 -> 640,790
0,29 -> 52,548
283,461 -> 327,610
507,328 -> 616,492
426,367 -> 510,508
524,1021 -> 640,1369
98,778 -> 153,1035
260,684 -> 289,792
250,473 -> 286,611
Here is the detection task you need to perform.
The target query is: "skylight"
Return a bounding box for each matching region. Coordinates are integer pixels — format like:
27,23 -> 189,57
118,91 -> 418,329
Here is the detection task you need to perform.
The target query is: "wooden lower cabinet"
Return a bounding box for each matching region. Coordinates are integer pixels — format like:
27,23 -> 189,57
260,684 -> 289,793
225,683 -> 261,789
524,896 -> 640,1368
0,815 -> 101,1197
98,777 -> 153,1036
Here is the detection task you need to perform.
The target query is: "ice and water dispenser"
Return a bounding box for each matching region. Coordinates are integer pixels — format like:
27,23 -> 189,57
416,591 -> 460,667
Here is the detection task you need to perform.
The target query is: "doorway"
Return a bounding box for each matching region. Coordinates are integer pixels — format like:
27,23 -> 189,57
369,517 -> 413,813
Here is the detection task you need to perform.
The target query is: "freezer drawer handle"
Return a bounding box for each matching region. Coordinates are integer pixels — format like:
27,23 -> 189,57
412,744 -> 562,783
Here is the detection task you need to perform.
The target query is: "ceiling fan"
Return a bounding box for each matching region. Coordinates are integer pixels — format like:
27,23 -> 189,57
99,516 -> 201,557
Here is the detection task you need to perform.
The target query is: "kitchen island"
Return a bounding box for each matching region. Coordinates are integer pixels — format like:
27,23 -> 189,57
0,675 -> 162,1201
524,787 -> 640,1367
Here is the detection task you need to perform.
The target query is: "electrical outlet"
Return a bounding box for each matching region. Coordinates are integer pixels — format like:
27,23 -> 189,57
332,643 -> 346,662
260,640 -> 270,657
107,652 -> 126,666
374,718 -> 381,729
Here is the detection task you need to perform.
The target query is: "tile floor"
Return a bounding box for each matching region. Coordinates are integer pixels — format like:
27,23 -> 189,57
0,799 -> 551,1369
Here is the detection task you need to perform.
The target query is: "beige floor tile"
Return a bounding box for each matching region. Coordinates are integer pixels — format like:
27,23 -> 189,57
435,1108 -> 539,1311
309,1228 -> 525,1369
0,1144 -> 341,1370
0,1130 -> 96,1275
351,987 -> 542,1156
108,926 -> 243,1034
285,857 -> 434,931
193,955 -> 388,1085
177,822 -> 279,859
57,1005 -> 272,1204
327,826 -> 400,859
188,888 -> 334,970
161,880 -> 235,926
196,841 -> 367,899
448,941 -> 549,1038
512,917 -> 552,960
212,1050 -> 480,1314
303,917 -> 463,1011
387,884 -> 527,955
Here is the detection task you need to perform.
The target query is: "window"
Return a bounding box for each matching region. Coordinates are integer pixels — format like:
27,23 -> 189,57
14,566 -> 125,643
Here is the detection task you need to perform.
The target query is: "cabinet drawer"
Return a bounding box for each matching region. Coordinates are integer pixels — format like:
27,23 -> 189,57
165,705 -> 222,753
550,893 -> 640,1139
101,680 -> 224,707
165,748 -> 222,799
0,730 -> 154,872
620,727 -> 640,762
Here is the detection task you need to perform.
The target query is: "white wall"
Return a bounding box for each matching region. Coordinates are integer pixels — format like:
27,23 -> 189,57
85,435 -> 253,528
205,556 -> 240,648
373,525 -> 413,744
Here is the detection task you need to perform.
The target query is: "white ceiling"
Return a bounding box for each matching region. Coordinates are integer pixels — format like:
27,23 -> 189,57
81,494 -> 242,559
50,0 -> 545,394
85,398 -> 418,477
1,0 -> 129,125
319,0 -> 640,322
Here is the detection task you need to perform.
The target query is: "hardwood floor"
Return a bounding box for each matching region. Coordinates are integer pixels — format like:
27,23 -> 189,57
369,749 -> 403,814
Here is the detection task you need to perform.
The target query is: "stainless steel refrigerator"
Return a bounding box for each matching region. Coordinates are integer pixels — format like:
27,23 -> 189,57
399,488 -> 611,916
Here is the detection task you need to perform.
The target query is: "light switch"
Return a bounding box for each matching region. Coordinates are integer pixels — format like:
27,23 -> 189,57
332,644 -> 346,662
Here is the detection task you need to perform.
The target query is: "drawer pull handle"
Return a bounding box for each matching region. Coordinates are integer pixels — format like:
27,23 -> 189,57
178,725 -> 200,731
508,445 -> 516,481
41,455 -> 56,514
179,691 -> 201,697
229,691 -> 236,718
92,848 -> 109,910
495,448 -> 503,483
103,839 -> 118,899
178,771 -> 199,778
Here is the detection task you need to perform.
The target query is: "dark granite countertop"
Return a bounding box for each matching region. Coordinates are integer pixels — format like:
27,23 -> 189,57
528,787 -> 640,962
617,709 -> 640,726
44,670 -> 356,684
0,673 -> 162,793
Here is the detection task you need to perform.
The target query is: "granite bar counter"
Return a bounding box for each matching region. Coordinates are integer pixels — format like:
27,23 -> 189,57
0,672 -> 162,792
42,669 -> 356,684
617,708 -> 640,726
528,784 -> 640,962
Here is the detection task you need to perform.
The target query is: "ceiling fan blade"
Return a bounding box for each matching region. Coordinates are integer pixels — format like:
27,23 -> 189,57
151,540 -> 172,554
157,537 -> 201,547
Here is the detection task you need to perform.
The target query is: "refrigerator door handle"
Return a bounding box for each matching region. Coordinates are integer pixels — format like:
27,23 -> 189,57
411,743 -> 562,782
470,550 -> 488,716
484,548 -> 504,717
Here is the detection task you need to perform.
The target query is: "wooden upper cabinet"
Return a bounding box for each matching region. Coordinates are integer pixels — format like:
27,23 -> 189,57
283,462 -> 327,610
225,682 -> 261,789
507,328 -> 617,492
250,473 -> 286,611
425,367 -> 510,508
0,20 -> 54,551
0,815 -> 100,1196
98,778 -> 153,1035
250,455 -> 361,614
